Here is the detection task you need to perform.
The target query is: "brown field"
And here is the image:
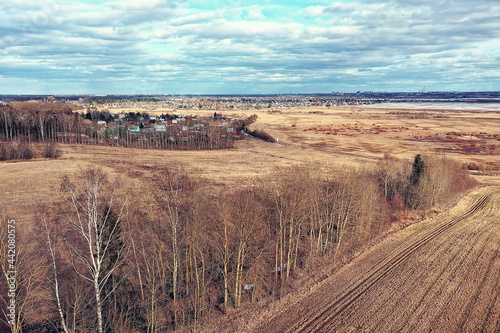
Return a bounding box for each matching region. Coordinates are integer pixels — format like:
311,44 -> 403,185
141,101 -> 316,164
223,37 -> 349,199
1,105 -> 500,331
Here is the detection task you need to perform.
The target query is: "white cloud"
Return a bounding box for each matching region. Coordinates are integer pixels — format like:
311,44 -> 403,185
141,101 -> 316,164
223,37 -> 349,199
302,5 -> 327,18
174,19 -> 303,40
245,5 -> 266,20
0,0 -> 499,93
172,11 -> 221,26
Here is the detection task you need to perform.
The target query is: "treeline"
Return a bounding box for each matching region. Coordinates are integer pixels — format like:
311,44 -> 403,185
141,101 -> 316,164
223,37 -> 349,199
375,154 -> 477,209
0,103 -> 243,150
240,115 -> 276,143
0,154 -> 477,332
0,103 -> 81,143
245,128 -> 276,142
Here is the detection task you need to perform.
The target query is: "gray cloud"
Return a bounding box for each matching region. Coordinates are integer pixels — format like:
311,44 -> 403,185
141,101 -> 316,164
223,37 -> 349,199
0,0 -> 499,94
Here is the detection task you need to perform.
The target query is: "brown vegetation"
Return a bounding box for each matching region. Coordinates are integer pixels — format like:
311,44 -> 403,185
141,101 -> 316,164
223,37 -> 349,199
0,142 -> 35,161
0,142 -> 60,161
245,128 -> 276,142
248,188 -> 500,333
0,150 -> 477,331
0,103 -> 498,332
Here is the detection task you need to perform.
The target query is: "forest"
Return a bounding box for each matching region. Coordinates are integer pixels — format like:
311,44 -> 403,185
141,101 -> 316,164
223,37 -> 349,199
0,153 -> 477,332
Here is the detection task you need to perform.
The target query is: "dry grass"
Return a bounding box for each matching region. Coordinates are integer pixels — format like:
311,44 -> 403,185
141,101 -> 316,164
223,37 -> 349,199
2,106 -> 500,223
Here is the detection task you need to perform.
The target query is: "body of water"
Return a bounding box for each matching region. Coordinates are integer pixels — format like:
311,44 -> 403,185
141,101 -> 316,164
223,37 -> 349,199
359,101 -> 500,112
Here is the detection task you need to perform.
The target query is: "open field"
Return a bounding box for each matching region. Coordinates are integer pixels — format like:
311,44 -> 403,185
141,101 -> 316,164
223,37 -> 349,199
2,105 -> 500,221
237,186 -> 500,332
109,105 -> 500,166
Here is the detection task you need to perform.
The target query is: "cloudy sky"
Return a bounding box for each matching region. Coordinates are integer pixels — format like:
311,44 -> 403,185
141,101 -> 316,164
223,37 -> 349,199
1,0 -> 499,94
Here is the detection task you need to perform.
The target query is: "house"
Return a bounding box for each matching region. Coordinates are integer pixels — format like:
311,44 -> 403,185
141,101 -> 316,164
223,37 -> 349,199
154,124 -> 166,132
129,126 -> 140,133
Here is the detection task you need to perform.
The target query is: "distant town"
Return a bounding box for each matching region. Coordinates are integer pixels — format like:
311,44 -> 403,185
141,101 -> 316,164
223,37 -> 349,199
1,91 -> 500,110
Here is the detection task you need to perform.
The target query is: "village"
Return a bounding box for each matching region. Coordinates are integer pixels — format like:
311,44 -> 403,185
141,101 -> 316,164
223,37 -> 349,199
68,110 -> 250,150
71,94 -> 382,111
0,102 -> 251,150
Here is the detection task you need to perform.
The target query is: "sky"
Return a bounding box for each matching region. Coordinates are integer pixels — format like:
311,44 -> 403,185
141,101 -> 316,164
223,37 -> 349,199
0,0 -> 499,94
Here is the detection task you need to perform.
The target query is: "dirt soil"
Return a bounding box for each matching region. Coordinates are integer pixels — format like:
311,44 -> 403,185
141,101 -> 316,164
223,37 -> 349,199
219,186 -> 500,333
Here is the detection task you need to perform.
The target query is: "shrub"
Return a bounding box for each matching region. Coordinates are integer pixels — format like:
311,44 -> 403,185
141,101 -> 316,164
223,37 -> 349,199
16,142 -> 34,160
417,155 -> 478,208
376,154 -> 478,210
0,143 -> 10,161
42,143 -> 61,158
246,128 -> 276,143
0,142 -> 35,161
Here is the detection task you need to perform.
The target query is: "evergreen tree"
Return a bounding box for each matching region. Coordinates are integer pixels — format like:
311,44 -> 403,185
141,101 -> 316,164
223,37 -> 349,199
411,154 -> 425,184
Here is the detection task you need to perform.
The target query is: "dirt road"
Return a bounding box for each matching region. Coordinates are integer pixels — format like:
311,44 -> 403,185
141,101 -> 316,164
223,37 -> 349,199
253,187 -> 500,332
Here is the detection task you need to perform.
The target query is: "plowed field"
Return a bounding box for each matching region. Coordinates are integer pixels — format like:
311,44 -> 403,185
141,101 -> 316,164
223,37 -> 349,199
251,187 -> 500,333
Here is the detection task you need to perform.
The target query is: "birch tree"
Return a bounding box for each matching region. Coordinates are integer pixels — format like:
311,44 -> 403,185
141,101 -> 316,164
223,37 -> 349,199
231,190 -> 264,308
59,168 -> 127,333
43,214 -> 69,333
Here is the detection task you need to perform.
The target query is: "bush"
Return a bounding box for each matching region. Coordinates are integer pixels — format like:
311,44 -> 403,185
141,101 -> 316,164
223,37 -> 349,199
17,142 -> 34,160
419,155 -> 477,207
463,162 -> 480,171
0,143 -> 10,161
42,143 -> 61,158
376,154 -> 478,210
0,142 -> 35,161
246,128 -> 276,143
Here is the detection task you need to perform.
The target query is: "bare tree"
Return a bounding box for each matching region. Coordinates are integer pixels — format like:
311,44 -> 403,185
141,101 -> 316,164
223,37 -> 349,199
153,165 -> 192,327
230,190 -> 265,308
0,216 -> 48,333
59,168 -> 128,333
213,194 -> 233,312
266,166 -> 312,298
36,111 -> 46,142
42,213 -> 69,333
